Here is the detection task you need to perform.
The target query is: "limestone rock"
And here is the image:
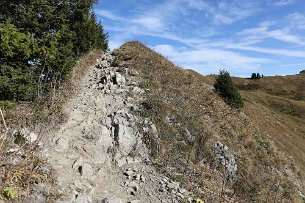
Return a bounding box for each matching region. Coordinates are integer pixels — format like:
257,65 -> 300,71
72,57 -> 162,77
75,193 -> 92,203
214,141 -> 237,178
20,128 -> 38,143
55,137 -> 69,152
115,72 -> 126,86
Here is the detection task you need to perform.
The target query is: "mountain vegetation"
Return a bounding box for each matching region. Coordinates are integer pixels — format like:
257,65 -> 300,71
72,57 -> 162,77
0,0 -> 108,103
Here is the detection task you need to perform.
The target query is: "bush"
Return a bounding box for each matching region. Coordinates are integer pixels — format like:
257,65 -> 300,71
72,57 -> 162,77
214,70 -> 244,108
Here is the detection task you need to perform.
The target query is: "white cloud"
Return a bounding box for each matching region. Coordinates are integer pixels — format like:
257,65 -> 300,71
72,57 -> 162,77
153,44 -> 272,75
271,0 -> 294,6
183,0 -> 208,10
224,44 -> 305,58
288,13 -> 305,29
94,9 -> 124,21
153,45 -> 177,56
238,22 -> 305,45
209,1 -> 258,25
132,16 -> 165,30
104,24 -> 208,49
279,63 -> 305,67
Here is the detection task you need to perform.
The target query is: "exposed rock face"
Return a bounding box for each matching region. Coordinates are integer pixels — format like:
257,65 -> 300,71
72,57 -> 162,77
214,141 -> 237,180
43,52 -> 193,203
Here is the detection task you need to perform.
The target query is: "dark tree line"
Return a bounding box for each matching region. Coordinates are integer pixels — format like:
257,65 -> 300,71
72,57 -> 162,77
251,73 -> 263,79
0,0 -> 108,102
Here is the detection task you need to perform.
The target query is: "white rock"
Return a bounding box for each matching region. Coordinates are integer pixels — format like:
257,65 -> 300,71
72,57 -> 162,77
82,163 -> 94,179
150,124 -> 158,135
128,181 -> 139,192
72,158 -> 84,173
124,169 -> 134,176
178,188 -> 187,194
75,193 -> 92,203
133,174 -> 141,181
131,86 -> 143,94
114,156 -> 127,167
214,141 -> 237,178
115,72 -> 126,86
97,125 -> 113,152
176,193 -> 184,199
167,182 -> 179,190
55,137 -> 69,152
140,175 -> 146,183
129,200 -> 141,203
20,128 -> 38,143
27,132 -> 38,143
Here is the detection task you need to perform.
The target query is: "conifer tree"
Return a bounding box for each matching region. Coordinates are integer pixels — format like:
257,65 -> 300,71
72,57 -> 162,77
0,0 -> 108,102
214,70 -> 244,108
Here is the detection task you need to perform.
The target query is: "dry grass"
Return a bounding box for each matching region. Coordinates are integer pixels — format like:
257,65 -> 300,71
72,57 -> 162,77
113,41 -> 301,202
0,50 -> 103,202
231,76 -> 305,194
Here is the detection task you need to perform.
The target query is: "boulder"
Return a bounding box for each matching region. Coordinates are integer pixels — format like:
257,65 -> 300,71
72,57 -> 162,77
214,141 -> 237,178
20,128 -> 38,143
115,72 -> 126,86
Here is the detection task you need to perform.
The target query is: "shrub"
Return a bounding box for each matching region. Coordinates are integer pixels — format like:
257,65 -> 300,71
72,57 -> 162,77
214,70 -> 244,108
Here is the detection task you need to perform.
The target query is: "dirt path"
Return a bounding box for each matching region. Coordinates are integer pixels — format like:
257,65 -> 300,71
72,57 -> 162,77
44,53 -> 192,203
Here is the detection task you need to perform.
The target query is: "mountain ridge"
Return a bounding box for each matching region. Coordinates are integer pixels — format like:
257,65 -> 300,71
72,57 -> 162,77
112,41 -> 304,202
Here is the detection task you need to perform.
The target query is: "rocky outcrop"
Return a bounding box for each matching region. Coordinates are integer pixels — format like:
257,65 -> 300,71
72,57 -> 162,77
214,141 -> 237,180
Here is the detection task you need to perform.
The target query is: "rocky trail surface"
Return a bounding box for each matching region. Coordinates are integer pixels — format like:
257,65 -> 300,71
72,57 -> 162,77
39,53 -> 192,203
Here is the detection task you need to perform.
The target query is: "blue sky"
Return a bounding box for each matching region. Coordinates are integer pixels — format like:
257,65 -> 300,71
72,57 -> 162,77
94,0 -> 305,77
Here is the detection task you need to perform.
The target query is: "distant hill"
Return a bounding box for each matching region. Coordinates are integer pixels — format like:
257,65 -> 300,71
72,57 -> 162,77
232,74 -> 305,191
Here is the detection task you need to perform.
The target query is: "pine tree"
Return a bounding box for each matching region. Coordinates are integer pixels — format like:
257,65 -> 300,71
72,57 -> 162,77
256,73 -> 261,79
0,23 -> 39,101
214,70 -> 244,108
0,0 -> 108,102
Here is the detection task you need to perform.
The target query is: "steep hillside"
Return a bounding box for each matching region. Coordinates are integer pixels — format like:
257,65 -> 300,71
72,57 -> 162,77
113,41 -> 303,202
232,74 -> 305,193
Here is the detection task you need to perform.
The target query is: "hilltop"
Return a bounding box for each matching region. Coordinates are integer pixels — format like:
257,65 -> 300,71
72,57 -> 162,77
112,41 -> 304,202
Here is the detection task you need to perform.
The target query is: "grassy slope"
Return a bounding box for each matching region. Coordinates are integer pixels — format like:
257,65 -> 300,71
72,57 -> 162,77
232,74 -> 305,193
114,42 -> 302,203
